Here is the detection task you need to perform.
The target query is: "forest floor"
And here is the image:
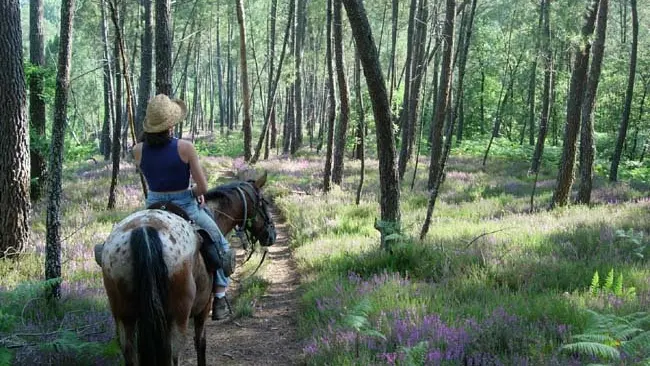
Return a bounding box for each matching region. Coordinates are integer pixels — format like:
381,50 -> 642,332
181,172 -> 304,365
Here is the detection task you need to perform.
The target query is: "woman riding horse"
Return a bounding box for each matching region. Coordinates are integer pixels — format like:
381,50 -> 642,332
96,94 -> 276,365
132,94 -> 232,320
99,174 -> 275,365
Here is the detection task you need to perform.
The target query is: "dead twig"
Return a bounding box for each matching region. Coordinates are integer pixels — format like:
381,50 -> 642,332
464,227 -> 515,250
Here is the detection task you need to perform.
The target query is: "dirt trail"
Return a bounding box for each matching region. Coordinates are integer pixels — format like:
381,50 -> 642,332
181,206 -> 304,365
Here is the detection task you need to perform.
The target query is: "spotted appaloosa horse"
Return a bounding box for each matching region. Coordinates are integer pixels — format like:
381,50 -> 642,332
98,173 -> 276,366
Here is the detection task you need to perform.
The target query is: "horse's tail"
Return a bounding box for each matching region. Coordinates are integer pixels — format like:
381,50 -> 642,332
130,226 -> 172,365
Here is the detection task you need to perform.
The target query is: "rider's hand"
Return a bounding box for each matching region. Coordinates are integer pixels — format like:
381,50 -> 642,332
197,194 -> 205,206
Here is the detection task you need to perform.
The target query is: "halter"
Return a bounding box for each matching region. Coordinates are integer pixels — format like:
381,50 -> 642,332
209,180 -> 276,249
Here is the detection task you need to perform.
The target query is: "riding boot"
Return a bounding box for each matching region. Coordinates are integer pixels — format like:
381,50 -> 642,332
211,295 -> 228,320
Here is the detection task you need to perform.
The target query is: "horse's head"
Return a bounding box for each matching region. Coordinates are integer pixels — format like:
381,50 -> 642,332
204,172 -> 277,246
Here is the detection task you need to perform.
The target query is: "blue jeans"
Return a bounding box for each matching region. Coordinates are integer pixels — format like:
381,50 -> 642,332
146,190 -> 230,287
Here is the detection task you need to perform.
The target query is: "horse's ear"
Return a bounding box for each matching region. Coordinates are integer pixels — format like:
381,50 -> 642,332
254,171 -> 268,188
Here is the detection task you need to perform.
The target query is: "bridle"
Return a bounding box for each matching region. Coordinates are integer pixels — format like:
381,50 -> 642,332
232,181 -> 276,249
209,180 -> 276,249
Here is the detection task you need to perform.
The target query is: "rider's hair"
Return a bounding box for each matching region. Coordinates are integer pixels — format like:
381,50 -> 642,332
141,130 -> 172,147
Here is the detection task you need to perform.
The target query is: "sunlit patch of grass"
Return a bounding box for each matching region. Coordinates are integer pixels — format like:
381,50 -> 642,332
233,275 -> 270,318
231,250 -> 272,318
263,148 -> 649,364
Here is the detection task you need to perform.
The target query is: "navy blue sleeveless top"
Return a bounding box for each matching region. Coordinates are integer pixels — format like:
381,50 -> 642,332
140,138 -> 191,192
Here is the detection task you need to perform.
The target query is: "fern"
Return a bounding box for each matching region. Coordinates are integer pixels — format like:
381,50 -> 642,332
604,269 -> 614,292
399,340 -> 429,365
614,273 -> 623,297
39,331 -> 107,361
561,342 -> 620,361
590,271 -> 600,296
562,309 -> 650,363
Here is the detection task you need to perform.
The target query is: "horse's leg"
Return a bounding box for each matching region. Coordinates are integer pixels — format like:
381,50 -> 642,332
116,317 -> 137,366
193,299 -> 211,366
169,261 -> 196,366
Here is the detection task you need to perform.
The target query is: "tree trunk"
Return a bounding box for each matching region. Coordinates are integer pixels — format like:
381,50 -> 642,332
396,0 -> 419,179
46,0 -> 74,297
236,0 -> 253,161
107,3 -> 122,210
453,0 -> 477,145
332,0 -> 350,185
421,0 -> 455,239
577,0 -> 608,204
292,0 -> 307,153
29,0 -> 47,200
251,0 -> 294,163
530,0 -> 552,174
155,0 -> 172,95
342,0 -> 401,250
323,0 -> 336,193
551,0 -> 599,208
0,0 -> 30,258
388,0 -> 398,105
428,0 -> 455,190
135,0 -> 153,139
354,51 -> 365,205
215,4 -> 226,134
100,0 -> 113,160
609,0 -> 638,182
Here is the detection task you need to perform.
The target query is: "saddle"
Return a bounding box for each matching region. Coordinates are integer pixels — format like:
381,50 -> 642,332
147,202 -> 224,274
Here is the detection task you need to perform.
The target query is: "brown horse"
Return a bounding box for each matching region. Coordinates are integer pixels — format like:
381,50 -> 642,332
98,173 -> 276,366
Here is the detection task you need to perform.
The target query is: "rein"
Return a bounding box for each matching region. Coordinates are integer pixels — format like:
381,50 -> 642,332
210,181 -> 273,281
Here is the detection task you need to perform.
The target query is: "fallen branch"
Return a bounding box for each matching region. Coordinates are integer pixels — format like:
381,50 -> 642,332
464,227 -> 515,250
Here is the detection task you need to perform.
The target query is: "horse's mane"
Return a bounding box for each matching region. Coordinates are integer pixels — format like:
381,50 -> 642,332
204,180 -> 255,201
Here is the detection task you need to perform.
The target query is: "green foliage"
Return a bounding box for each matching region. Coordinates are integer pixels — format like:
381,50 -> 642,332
589,269 -> 636,300
233,275 -> 270,318
64,141 -> 97,161
39,331 -> 118,360
398,340 -> 429,365
194,134 -> 244,158
561,309 -> 650,363
614,229 -> 647,260
0,347 -> 13,366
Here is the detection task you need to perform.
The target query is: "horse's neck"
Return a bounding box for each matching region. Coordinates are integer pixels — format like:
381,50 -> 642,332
215,216 -> 237,237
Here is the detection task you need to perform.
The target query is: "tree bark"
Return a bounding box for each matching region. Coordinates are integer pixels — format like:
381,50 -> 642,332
420,0 -> 455,239
0,0 -> 30,258
354,51 -> 365,205
215,3 -> 226,134
342,0 -> 401,249
530,0 -> 552,174
609,0 -> 638,182
29,0 -> 47,200
107,2 -> 122,210
251,0 -> 294,163
236,0 -> 253,161
577,0 -> 608,204
100,0 -> 114,161
323,0 -> 336,193
427,0 -> 455,190
332,0 -> 350,185
292,0 -> 307,153
388,0 -> 398,105
453,0 -> 477,145
46,0 -> 74,298
135,0 -> 153,139
155,0 -> 172,95
523,1 -> 544,146
396,0 -> 419,179
551,0 -> 598,208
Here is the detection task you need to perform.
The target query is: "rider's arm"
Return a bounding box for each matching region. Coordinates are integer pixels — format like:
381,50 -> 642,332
180,140 -> 208,197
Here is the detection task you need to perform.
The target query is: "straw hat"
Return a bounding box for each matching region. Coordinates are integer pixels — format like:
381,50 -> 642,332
143,94 -> 188,133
